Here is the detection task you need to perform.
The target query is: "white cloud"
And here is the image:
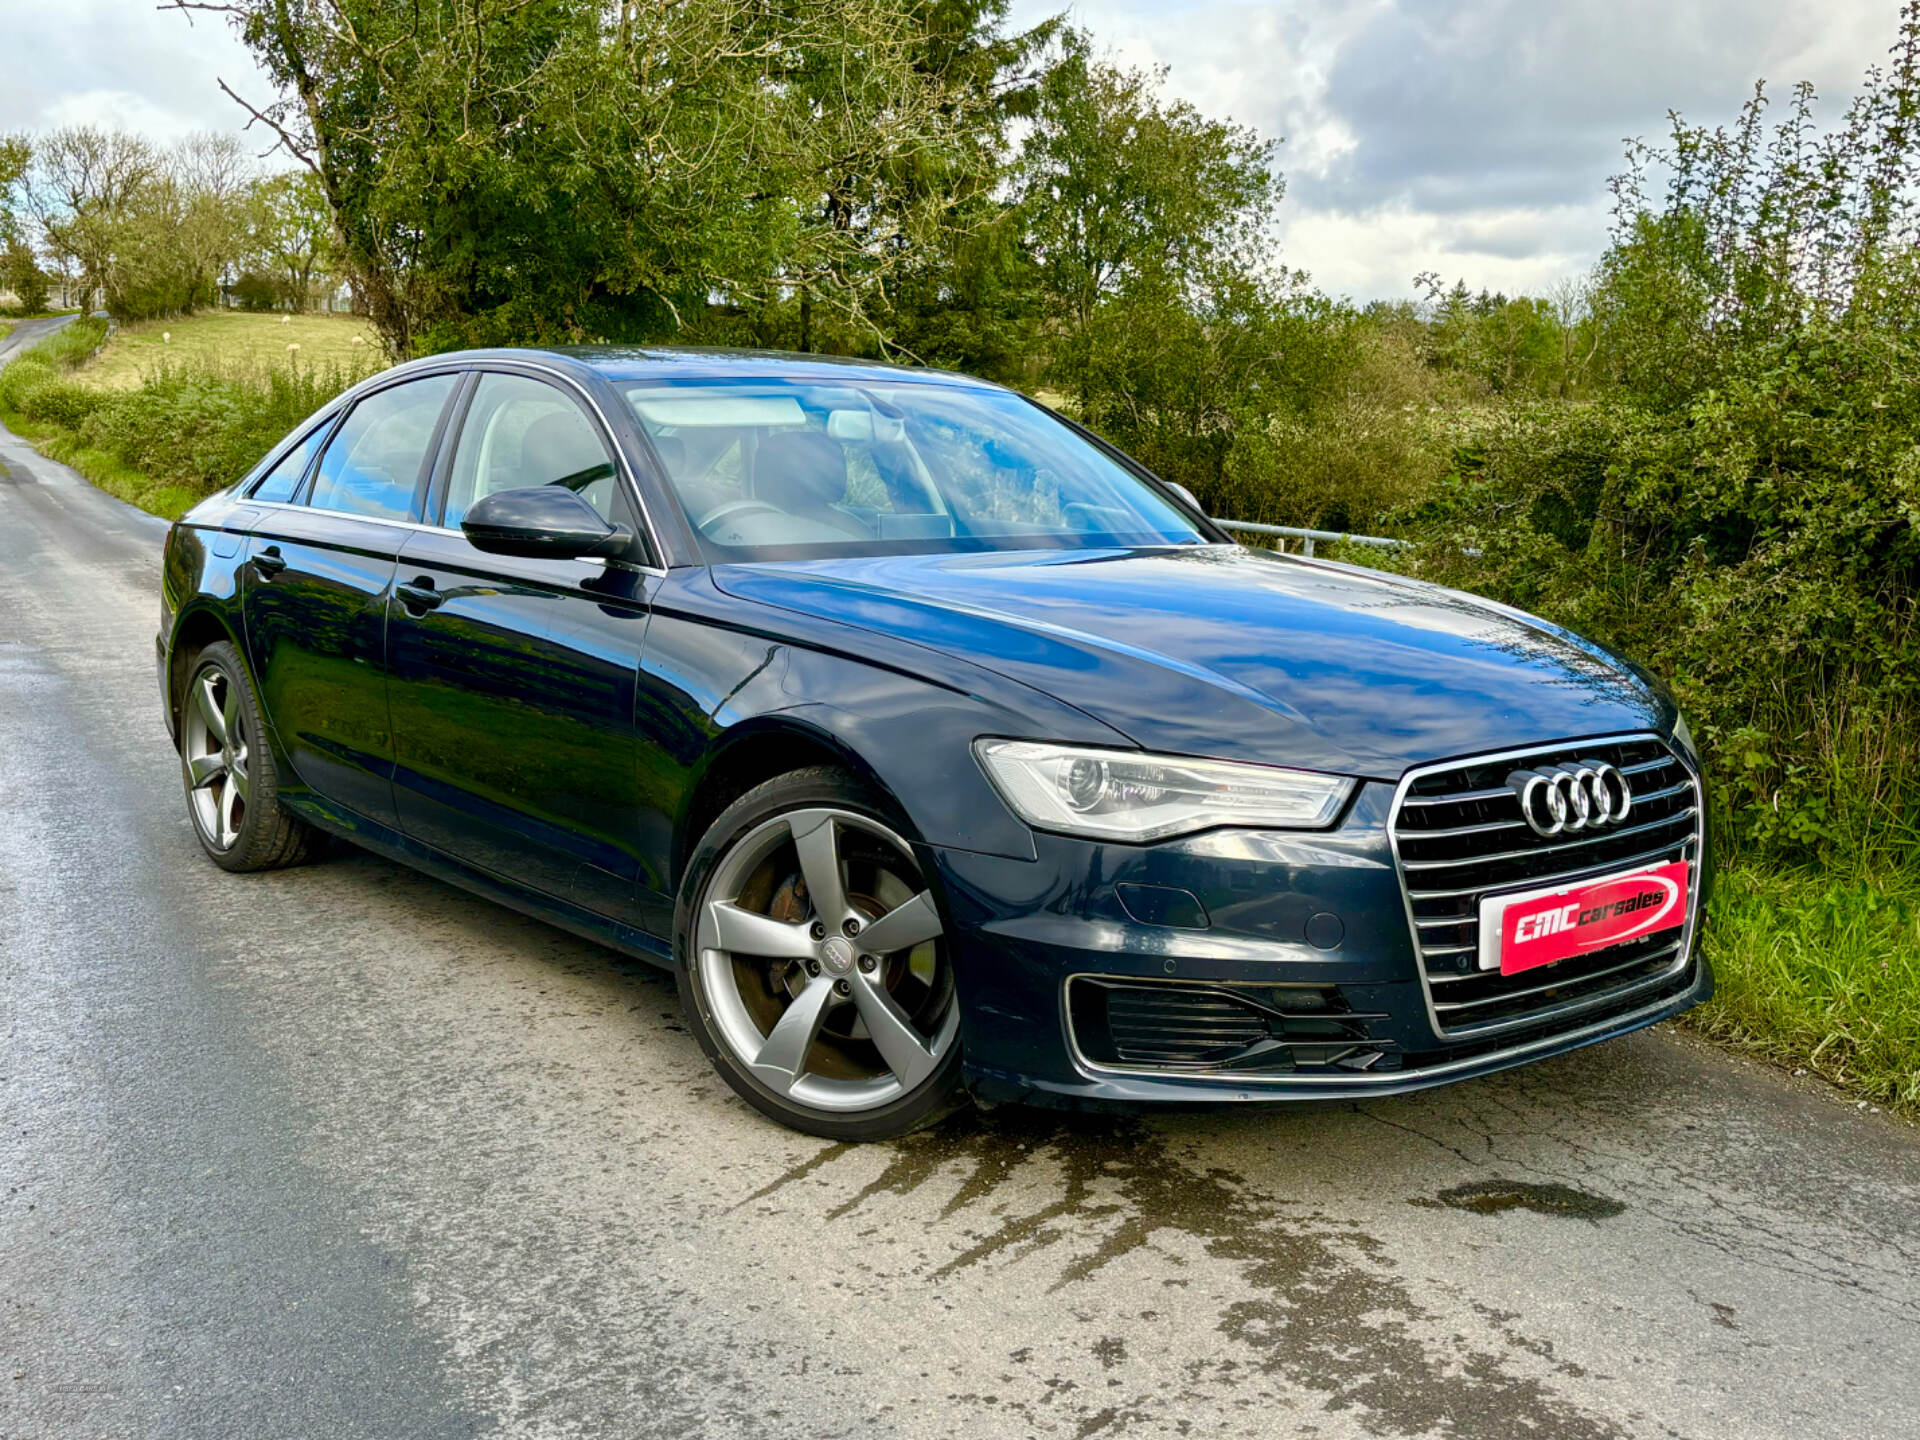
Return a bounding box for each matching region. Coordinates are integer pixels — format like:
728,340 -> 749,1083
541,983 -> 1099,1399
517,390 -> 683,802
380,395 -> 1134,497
1279,201 -> 1604,302
39,89 -> 210,144
1015,0 -> 1901,299
1,1 -> 273,142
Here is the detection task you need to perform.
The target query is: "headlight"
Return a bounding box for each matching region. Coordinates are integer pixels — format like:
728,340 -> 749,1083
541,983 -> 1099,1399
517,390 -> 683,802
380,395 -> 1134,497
974,740 -> 1355,842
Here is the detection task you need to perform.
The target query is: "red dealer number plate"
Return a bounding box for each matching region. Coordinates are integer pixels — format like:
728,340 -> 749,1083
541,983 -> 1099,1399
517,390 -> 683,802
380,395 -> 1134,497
1476,861 -> 1691,977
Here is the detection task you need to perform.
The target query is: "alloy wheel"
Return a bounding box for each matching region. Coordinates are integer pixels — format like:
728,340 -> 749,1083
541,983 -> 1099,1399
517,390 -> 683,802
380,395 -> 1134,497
182,663 -> 250,851
695,807 -> 959,1113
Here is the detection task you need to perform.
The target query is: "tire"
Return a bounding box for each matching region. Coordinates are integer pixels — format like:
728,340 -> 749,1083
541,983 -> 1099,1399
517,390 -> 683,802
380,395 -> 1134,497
676,766 -> 967,1141
178,640 -> 323,873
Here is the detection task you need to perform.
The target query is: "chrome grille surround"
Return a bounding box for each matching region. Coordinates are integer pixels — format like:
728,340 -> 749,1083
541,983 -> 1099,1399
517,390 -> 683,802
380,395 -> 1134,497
1386,732 -> 1704,1041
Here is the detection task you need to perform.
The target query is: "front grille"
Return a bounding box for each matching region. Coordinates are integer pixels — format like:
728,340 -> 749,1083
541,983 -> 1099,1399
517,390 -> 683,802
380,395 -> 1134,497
1068,979 -> 1395,1075
1390,734 -> 1701,1038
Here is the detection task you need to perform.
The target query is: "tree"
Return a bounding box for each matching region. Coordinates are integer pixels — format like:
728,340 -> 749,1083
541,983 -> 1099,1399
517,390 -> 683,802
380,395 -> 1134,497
25,126 -> 159,311
172,131 -> 254,305
23,127 -> 258,320
765,0 -> 1058,356
1007,36 -> 1316,507
0,132 -> 29,251
1015,40 -> 1281,345
245,169 -> 330,309
173,0 -> 1016,357
0,134 -> 48,312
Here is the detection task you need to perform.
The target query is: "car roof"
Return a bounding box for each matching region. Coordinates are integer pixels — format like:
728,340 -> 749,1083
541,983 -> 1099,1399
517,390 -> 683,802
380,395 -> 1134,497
394,344 -> 1003,391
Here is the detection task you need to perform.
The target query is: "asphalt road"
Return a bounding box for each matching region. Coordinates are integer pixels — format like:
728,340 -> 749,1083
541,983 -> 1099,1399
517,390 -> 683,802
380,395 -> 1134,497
0,314 -> 78,365
2,366 -> 1918,1439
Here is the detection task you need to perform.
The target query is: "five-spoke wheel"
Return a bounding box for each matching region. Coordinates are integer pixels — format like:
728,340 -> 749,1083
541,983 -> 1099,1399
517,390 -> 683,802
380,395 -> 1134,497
183,662 -> 250,851
678,769 -> 964,1138
176,640 -> 320,872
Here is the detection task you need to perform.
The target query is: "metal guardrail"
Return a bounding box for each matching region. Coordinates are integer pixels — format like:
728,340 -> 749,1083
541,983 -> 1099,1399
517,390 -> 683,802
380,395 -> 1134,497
1211,519 -> 1408,557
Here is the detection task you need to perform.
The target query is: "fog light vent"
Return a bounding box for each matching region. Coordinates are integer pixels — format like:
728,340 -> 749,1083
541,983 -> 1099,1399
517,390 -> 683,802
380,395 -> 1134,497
1067,978 -> 1396,1075
1104,986 -> 1266,1067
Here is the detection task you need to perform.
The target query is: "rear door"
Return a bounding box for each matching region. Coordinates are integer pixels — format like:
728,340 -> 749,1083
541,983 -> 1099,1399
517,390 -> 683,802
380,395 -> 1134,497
242,371 -> 462,832
385,369 -> 660,925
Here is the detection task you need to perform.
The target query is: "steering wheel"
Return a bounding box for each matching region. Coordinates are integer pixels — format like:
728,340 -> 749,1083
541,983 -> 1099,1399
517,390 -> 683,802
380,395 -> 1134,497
697,498 -> 787,534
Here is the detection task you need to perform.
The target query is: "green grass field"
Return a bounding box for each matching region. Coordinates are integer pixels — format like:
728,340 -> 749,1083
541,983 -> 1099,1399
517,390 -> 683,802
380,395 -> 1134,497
80,311 -> 378,389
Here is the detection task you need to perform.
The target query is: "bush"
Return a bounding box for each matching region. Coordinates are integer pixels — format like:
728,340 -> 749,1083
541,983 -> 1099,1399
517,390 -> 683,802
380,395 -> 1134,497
28,316 -> 108,369
78,358 -> 359,492
0,356 -> 52,412
3,240 -> 50,315
1381,12 -> 1920,868
231,271 -> 284,313
1199,324 -> 1462,533
11,373 -> 107,428
0,319 -> 109,421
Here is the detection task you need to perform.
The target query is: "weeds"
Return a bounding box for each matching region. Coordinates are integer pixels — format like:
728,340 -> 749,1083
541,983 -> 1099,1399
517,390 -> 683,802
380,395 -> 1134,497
1695,864 -> 1920,1115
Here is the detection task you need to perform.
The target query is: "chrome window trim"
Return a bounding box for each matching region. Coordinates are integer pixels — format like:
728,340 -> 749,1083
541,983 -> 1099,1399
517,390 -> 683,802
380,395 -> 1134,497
236,354 -> 669,569
229,492 -> 667,577
1385,731 -> 1704,1043
1059,964 -> 1700,1086
231,496 -> 457,535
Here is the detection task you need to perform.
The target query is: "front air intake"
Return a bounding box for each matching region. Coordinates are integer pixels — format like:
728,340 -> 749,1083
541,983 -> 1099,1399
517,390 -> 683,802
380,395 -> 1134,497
1067,979 -> 1394,1075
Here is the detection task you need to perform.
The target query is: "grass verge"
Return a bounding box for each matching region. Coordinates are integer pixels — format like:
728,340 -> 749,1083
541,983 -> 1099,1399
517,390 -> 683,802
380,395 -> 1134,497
0,404 -> 201,519
1689,862 -> 1920,1116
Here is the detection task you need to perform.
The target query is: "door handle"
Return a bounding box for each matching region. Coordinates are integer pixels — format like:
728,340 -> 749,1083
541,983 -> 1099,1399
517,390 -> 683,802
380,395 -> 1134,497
253,546 -> 287,578
396,578 -> 444,613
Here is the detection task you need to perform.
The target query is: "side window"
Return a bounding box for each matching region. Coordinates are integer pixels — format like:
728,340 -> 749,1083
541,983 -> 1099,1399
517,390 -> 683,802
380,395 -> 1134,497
250,420 -> 330,503
308,374 -> 458,521
441,373 -> 620,529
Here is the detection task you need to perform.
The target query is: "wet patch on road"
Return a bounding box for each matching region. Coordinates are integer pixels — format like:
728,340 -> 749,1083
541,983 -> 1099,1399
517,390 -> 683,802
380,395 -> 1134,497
1416,1179 -> 1628,1221
755,1109 -> 1629,1439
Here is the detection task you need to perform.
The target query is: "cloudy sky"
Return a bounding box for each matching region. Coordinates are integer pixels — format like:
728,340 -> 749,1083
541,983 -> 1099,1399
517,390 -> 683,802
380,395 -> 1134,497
3,0 -> 1904,301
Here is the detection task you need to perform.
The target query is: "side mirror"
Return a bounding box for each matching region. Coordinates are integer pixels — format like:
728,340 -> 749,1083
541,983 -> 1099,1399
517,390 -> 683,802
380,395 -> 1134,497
461,486 -> 633,561
1167,481 -> 1203,514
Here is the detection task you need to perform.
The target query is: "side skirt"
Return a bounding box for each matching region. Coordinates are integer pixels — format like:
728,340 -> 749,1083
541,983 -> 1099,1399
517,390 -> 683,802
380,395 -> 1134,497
281,791 -> 677,970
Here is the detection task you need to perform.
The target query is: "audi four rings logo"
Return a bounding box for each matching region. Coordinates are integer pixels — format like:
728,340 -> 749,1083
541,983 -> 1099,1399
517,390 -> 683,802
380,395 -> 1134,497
1507,761 -> 1633,837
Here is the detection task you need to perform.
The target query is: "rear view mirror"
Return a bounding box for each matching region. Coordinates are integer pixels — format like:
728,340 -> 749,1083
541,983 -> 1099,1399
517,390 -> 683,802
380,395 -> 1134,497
826,409 -> 906,444
461,486 -> 633,561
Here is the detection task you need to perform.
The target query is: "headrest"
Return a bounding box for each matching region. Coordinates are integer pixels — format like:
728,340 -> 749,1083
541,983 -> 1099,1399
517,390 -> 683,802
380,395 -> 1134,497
755,428 -> 848,509
518,411 -> 607,484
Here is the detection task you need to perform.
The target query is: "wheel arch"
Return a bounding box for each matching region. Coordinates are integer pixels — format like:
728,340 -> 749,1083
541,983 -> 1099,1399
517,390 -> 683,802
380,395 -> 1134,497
165,603 -> 245,750
671,716 -> 896,891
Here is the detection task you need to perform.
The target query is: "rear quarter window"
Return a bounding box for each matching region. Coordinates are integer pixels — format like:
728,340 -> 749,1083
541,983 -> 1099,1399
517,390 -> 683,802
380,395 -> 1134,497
249,421 -> 332,504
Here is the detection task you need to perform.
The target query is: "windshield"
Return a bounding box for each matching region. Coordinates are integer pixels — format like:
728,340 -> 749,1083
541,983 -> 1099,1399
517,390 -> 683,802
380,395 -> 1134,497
622,377 -> 1207,559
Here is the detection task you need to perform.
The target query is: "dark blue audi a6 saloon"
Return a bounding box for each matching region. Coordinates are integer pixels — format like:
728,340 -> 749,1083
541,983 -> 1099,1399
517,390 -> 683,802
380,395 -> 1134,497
156,347 -> 1709,1138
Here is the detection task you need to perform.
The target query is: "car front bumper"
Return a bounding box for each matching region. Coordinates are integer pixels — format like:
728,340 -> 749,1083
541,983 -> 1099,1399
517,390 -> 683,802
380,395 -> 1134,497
933,779 -> 1712,1109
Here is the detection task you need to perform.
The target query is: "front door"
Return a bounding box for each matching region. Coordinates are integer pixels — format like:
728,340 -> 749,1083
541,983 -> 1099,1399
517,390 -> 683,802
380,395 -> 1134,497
242,372 -> 460,831
384,371 -> 659,925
